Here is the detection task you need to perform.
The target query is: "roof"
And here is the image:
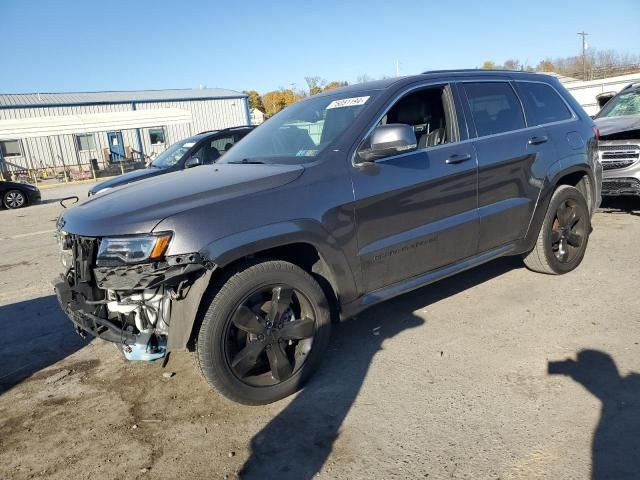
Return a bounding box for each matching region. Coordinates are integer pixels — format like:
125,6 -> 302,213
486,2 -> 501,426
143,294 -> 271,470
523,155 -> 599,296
0,88 -> 247,109
317,70 -> 554,97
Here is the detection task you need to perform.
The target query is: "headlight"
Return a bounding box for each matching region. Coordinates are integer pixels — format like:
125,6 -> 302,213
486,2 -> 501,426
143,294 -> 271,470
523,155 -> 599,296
97,232 -> 172,264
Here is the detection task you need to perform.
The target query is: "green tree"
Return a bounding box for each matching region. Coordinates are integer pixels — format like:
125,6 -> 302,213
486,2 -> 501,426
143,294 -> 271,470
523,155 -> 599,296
244,90 -> 265,112
481,60 -> 498,69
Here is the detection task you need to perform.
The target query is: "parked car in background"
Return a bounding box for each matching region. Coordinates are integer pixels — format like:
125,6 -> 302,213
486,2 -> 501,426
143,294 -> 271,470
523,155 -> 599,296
87,126 -> 255,196
55,70 -> 600,405
594,82 -> 640,197
0,180 -> 41,209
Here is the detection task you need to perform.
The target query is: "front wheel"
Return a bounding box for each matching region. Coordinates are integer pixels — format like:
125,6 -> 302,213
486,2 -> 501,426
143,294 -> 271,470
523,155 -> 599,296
196,260 -> 331,405
523,185 -> 590,274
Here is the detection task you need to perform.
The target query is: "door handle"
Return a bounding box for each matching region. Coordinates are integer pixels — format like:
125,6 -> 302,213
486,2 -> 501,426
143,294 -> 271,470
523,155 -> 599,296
445,153 -> 472,165
528,135 -> 548,145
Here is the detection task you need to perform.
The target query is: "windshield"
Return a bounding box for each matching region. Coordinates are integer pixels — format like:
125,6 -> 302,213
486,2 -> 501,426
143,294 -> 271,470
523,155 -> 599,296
597,89 -> 640,118
151,140 -> 196,168
220,90 -> 378,164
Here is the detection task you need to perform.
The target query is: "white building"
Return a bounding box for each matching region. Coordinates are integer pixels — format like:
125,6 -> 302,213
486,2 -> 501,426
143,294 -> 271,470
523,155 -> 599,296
0,88 -> 250,176
549,72 -> 640,116
250,108 -> 265,125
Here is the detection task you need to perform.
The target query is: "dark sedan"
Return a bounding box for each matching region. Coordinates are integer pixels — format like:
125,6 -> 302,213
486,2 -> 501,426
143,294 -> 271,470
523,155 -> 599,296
0,180 -> 41,209
88,126 -> 254,196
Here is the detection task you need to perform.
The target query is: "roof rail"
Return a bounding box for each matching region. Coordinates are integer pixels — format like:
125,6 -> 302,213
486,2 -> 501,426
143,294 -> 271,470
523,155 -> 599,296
420,68 -> 522,75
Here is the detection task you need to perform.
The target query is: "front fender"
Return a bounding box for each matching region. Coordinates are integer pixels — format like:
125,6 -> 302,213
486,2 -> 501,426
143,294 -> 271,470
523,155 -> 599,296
199,219 -> 359,303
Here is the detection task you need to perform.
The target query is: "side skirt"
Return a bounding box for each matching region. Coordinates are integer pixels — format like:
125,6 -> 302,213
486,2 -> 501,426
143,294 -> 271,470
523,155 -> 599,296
340,243 -> 516,320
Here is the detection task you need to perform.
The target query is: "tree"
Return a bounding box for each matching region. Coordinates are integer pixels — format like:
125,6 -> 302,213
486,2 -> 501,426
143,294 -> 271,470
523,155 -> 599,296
261,88 -> 305,117
357,74 -> 373,84
305,76 -> 326,96
503,59 -> 521,71
536,59 -> 555,72
244,90 -> 264,113
323,81 -> 348,92
481,60 -> 498,69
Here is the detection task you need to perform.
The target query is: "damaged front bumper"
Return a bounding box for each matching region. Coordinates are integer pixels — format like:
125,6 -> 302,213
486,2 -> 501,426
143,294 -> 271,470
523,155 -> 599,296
54,237 -> 214,361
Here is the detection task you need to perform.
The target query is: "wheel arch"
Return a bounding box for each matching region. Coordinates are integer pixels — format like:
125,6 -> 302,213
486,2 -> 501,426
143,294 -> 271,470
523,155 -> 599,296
520,163 -> 594,253
169,221 -> 357,352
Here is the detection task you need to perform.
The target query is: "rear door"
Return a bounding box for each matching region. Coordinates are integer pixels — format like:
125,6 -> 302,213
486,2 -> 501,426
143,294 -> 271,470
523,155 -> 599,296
461,81 -> 555,252
352,83 -> 479,293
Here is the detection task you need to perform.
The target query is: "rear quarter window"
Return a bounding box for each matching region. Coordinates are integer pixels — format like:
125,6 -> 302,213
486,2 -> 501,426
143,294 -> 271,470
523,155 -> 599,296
463,82 -> 526,137
516,82 -> 572,126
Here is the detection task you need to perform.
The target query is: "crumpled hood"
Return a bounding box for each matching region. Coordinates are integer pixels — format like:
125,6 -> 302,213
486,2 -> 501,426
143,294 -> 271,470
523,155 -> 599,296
595,115 -> 640,137
89,167 -> 166,193
59,163 -> 304,236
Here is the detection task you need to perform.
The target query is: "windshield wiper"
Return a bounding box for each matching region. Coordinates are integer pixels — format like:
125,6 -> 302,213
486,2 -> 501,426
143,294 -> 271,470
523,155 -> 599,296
227,159 -> 265,164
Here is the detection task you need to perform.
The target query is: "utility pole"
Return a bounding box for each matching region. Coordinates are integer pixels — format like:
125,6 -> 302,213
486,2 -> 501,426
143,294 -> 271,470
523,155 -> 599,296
395,60 -> 400,77
577,31 -> 589,80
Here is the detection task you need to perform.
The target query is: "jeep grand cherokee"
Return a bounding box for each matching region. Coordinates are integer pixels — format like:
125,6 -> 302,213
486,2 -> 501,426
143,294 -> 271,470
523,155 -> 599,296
54,70 -> 601,405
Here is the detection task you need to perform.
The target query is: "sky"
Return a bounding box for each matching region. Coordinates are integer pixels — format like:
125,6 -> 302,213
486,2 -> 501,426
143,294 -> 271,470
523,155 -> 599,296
1,0 -> 639,95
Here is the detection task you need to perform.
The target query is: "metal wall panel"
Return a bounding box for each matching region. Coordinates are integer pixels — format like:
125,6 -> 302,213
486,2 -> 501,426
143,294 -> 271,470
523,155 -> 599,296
0,97 -> 249,170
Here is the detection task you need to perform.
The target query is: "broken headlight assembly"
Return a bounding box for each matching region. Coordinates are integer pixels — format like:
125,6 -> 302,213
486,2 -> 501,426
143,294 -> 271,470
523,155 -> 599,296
97,232 -> 172,265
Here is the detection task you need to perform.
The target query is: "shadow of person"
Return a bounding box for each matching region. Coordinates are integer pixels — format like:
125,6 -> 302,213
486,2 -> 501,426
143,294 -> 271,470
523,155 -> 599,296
548,350 -> 640,479
240,256 -> 522,479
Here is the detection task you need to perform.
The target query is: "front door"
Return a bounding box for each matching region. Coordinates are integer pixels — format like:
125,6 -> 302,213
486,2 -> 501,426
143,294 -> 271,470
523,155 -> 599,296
107,131 -> 125,162
352,84 -> 479,293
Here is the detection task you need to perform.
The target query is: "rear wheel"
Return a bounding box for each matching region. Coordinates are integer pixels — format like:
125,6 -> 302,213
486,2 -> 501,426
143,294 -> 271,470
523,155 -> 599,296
523,185 -> 590,274
196,260 -> 331,405
3,189 -> 26,209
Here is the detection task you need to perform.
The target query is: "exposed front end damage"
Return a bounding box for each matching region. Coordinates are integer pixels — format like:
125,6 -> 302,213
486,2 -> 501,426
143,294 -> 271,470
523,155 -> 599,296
54,232 -> 213,361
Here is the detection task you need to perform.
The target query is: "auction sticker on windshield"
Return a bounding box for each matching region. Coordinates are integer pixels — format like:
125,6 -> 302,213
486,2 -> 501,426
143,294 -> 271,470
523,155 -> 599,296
327,96 -> 370,109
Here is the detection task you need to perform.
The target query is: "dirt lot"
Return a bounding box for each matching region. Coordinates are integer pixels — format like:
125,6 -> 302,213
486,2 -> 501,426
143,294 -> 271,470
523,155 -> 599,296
1,183 -> 639,480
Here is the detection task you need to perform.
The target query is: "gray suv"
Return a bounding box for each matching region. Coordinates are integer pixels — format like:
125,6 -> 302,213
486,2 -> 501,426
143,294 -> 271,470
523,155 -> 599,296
594,82 -> 640,196
54,70 -> 602,404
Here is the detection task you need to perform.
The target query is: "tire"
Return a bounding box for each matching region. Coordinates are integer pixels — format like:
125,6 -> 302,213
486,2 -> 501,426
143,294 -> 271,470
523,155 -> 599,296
3,189 -> 27,209
196,260 -> 331,405
523,185 -> 590,274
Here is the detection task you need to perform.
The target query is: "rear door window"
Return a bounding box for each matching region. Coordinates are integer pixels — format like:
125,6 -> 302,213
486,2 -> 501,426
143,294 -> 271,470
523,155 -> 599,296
463,82 -> 526,137
516,82 -> 572,126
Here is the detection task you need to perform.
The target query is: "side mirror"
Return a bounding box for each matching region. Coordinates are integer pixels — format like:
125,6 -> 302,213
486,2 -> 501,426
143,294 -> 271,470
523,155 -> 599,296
185,156 -> 202,168
356,124 -> 417,163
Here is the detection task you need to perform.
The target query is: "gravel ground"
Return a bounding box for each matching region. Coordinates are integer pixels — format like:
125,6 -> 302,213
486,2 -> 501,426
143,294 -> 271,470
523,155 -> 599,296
1,184 -> 639,479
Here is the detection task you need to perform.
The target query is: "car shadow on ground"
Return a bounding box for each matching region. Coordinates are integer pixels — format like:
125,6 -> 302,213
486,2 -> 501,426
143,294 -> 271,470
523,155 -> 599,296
0,295 -> 86,394
599,196 -> 640,216
548,350 -> 640,479
239,256 -> 522,479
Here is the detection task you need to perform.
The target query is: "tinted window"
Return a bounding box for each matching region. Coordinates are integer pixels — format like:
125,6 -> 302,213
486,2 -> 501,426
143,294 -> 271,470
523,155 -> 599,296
517,82 -> 572,125
464,82 -> 525,136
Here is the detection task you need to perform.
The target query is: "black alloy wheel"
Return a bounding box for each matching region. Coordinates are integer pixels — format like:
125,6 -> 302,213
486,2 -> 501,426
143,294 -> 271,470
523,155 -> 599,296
523,185 -> 590,274
550,198 -> 587,264
196,260 -> 331,405
225,285 -> 316,386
